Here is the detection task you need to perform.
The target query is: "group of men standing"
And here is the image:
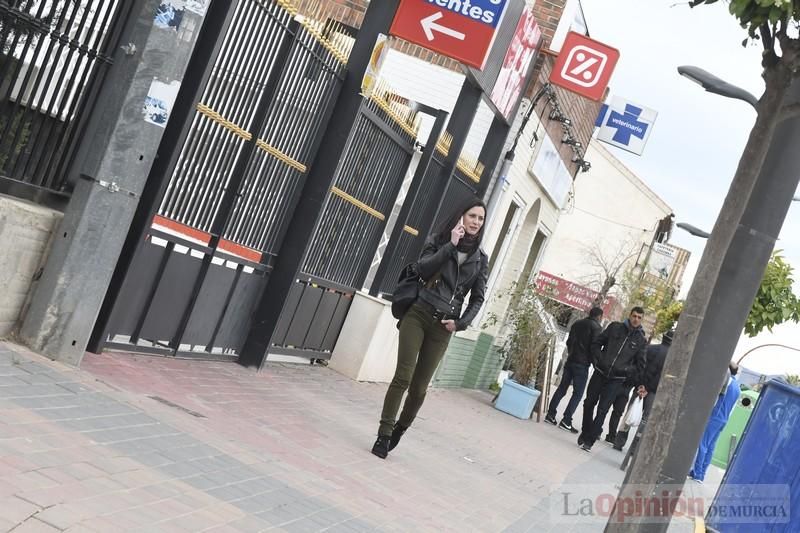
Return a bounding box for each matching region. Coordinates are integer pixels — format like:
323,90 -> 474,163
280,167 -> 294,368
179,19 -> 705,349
545,306 -> 664,453
545,305 -> 741,482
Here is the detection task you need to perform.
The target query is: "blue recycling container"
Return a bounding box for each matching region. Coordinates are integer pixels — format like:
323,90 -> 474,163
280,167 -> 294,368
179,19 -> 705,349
706,379 -> 800,532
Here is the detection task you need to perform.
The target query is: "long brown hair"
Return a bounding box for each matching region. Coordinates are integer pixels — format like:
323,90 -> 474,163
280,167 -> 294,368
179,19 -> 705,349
432,197 -> 487,249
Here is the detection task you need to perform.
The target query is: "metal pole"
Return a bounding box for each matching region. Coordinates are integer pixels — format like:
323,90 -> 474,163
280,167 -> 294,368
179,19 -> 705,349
238,0 -> 402,369
607,77 -> 800,532
19,0 -> 222,365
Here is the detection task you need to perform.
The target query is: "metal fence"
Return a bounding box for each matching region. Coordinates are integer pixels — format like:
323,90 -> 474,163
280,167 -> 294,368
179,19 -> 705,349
157,0 -> 349,261
0,0 -> 130,205
301,87 -> 419,289
100,0 -> 352,359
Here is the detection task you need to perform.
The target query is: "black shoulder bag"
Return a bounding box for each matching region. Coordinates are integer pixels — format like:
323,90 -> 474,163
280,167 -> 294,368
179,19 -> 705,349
390,263 -> 424,320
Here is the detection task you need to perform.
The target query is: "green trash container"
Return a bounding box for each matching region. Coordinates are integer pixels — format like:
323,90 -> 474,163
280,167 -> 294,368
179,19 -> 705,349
711,389 -> 759,469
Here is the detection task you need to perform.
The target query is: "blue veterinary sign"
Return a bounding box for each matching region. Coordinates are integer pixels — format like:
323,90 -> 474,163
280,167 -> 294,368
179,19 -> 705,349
594,96 -> 658,156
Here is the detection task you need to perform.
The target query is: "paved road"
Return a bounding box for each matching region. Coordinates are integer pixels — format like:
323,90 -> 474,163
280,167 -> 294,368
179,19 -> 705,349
0,342 -> 717,532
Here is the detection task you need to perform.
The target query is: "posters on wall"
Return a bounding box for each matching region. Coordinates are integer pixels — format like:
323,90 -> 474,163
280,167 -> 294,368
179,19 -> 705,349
154,0 -> 206,31
143,79 -> 181,128
647,242 -> 678,281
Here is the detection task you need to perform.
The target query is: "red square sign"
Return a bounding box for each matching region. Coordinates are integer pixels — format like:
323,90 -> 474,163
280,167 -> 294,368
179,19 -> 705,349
549,32 -> 620,101
390,0 -> 509,69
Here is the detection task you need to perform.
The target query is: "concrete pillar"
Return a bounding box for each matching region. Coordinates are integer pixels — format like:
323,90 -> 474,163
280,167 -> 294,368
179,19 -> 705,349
20,0 -> 212,365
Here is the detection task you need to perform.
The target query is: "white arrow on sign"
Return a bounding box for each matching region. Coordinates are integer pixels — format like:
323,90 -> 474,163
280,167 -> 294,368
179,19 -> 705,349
421,12 -> 465,42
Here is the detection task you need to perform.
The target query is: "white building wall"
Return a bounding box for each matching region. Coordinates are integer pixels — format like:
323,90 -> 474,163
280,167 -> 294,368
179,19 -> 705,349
475,102 -> 561,338
379,49 -> 494,158
538,141 -> 672,301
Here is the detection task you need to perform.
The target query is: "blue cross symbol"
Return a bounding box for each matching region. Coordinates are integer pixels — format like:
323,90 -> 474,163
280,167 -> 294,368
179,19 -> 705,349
604,104 -> 649,145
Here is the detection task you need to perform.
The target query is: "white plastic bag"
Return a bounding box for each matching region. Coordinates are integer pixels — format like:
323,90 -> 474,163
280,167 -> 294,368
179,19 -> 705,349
625,396 -> 644,427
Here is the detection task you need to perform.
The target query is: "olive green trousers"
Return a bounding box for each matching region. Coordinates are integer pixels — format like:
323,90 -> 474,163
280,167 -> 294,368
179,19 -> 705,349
378,303 -> 452,437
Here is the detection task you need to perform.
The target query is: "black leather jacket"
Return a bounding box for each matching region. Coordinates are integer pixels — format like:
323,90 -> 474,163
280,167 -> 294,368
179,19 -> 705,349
416,237 -> 489,331
566,317 -> 602,366
591,320 -> 647,381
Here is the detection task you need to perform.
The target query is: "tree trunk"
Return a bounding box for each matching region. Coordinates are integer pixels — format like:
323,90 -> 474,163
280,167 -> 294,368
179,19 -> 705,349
606,62 -> 793,532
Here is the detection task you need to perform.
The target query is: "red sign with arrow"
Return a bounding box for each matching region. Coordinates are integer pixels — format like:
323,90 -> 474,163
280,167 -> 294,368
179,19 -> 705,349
389,0 -> 509,69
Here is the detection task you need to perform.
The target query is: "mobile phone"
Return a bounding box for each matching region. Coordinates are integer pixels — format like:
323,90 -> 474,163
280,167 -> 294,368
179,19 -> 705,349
460,216 -> 465,228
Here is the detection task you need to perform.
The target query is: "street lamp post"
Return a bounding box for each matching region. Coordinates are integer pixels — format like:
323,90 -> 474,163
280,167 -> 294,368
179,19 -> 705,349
609,66 -> 800,532
677,65 -> 759,110
675,222 -> 710,239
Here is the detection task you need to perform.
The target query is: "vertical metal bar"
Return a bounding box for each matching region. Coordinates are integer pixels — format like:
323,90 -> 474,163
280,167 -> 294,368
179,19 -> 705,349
475,114 -> 511,199
130,240 -> 175,344
88,0 -> 241,354
206,263 -> 244,352
408,80 -> 482,264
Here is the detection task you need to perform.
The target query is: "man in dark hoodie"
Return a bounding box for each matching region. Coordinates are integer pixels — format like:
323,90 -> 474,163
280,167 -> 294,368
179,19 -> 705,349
545,307 -> 603,433
578,307 -> 647,452
613,329 -> 673,451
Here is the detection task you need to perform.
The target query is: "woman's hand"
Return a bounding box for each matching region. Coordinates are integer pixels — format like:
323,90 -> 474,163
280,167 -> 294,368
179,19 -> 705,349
441,319 -> 457,332
637,385 -> 648,398
450,221 -> 465,246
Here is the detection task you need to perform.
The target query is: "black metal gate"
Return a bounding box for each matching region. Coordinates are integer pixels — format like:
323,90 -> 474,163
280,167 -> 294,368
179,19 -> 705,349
0,0 -> 131,207
269,88 -> 420,359
95,0 -> 350,360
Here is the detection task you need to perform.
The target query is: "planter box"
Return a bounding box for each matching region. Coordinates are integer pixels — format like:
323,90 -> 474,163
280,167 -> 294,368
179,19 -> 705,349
328,291 -> 400,383
494,378 -> 541,420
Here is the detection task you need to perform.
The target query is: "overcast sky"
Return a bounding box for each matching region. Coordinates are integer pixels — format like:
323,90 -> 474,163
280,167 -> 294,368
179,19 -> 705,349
579,0 -> 800,377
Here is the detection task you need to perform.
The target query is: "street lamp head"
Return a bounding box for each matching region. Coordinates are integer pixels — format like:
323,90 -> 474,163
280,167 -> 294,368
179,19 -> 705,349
677,65 -> 759,110
676,222 -> 711,239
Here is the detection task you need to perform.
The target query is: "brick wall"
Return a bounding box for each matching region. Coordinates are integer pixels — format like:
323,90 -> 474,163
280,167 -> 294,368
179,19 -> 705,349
531,0 -> 568,44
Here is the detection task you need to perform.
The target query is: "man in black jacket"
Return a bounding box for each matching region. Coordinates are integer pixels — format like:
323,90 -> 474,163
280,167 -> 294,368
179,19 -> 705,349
578,307 -> 647,452
613,329 -> 672,450
545,307 -> 603,432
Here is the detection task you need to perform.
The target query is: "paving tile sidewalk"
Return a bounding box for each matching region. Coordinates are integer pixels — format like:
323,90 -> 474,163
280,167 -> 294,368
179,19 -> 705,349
0,342 -> 717,532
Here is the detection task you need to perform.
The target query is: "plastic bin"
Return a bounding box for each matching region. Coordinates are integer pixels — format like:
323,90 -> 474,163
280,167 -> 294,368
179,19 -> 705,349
711,389 -> 759,469
706,379 -> 800,532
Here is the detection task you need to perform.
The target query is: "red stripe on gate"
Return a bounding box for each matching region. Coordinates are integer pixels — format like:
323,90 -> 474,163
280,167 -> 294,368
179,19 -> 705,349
217,240 -> 262,263
152,215 -> 263,263
152,215 -> 211,244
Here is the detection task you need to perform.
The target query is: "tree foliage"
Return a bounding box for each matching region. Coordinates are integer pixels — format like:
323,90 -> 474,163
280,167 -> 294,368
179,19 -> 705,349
632,252 -> 800,338
690,0 -> 800,75
655,299 -> 684,336
785,373 -> 800,386
745,251 -> 800,336
484,281 -> 560,389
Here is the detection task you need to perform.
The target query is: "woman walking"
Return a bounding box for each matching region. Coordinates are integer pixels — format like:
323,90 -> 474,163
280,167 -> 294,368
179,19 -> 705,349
372,199 -> 489,459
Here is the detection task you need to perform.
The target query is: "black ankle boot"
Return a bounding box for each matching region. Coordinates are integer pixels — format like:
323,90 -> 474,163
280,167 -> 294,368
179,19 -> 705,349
388,423 -> 408,451
371,435 -> 391,459
613,430 -> 629,451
